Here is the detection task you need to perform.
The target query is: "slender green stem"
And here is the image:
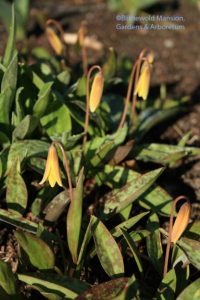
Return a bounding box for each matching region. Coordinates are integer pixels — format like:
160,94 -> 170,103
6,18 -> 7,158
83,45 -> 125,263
53,141 -> 73,203
83,65 -> 102,147
163,195 -> 188,277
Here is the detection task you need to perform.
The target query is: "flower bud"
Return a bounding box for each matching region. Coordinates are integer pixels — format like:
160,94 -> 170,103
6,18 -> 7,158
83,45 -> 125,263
171,202 -> 190,243
46,27 -> 63,56
89,72 -> 104,112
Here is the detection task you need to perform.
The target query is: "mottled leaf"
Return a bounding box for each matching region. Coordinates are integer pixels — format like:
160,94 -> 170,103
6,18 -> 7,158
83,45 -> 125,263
14,231 -> 55,270
75,277 -> 129,300
6,159 -> 27,215
146,213 -> 163,275
18,273 -> 89,300
100,167 -> 164,218
0,261 -> 17,295
33,81 -> 53,119
44,190 -> 70,222
155,269 -> 177,300
91,215 -> 124,277
177,237 -> 200,270
177,278 -> 200,300
67,168 -> 84,263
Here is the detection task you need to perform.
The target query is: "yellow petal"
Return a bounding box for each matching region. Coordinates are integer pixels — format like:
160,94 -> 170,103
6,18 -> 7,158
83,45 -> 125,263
89,72 -> 104,113
46,27 -> 63,55
48,168 -> 57,187
39,146 -> 52,185
39,144 -> 62,187
134,63 -> 150,101
49,144 -> 63,187
171,202 -> 190,243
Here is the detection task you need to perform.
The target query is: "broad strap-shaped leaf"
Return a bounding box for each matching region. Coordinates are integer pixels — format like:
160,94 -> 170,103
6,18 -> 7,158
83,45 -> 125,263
0,261 -> 17,296
18,273 -> 89,300
0,208 -> 41,233
121,228 -> 143,274
33,81 -> 53,119
44,190 -> 70,222
75,277 -> 129,300
177,278 -> 200,300
0,51 -> 18,128
99,167 -> 164,218
85,125 -> 128,170
77,217 -> 93,265
177,237 -> 200,270
6,159 -> 27,215
6,139 -> 49,173
91,215 -> 124,277
146,213 -> 163,275
155,269 -> 177,300
132,143 -> 200,166
12,115 -> 39,141
3,3 -> 16,67
112,211 -> 149,238
67,168 -> 84,264
40,92 -> 72,137
14,231 -> 55,270
96,165 -> 172,216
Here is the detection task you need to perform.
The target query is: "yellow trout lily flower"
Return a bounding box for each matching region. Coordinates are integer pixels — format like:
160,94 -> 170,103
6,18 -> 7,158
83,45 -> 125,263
171,202 -> 190,243
46,27 -> 63,56
39,144 -> 62,187
134,61 -> 151,101
89,71 -> 104,112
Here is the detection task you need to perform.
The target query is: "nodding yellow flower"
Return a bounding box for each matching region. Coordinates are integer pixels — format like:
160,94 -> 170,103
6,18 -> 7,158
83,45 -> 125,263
89,72 -> 104,113
39,144 -> 62,187
171,202 -> 190,243
134,61 -> 151,101
46,27 -> 63,56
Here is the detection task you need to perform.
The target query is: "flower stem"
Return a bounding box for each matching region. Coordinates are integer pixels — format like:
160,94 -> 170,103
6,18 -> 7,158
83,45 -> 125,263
82,45 -> 88,75
163,195 -> 188,277
83,65 -> 102,147
118,62 -> 138,130
53,141 -> 73,203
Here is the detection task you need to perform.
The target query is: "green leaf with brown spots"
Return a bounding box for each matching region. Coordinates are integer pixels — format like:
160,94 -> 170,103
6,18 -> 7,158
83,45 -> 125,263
146,213 -> 163,275
75,277 -> 129,300
177,278 -> 200,300
91,215 -> 124,277
6,159 -> 27,215
18,273 -> 89,300
0,261 -> 17,296
100,167 -> 164,219
67,167 -> 84,264
44,190 -> 70,222
155,269 -> 177,300
14,231 -> 55,270
177,237 -> 200,270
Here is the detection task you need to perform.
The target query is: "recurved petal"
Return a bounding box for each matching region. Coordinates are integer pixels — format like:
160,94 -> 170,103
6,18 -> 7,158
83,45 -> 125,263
39,146 -> 52,185
171,202 -> 191,243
